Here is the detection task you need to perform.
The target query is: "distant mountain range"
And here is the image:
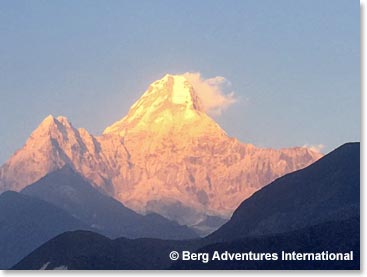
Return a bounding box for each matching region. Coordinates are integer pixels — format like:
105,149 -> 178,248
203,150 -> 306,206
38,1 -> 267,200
0,74 -> 322,227
12,143 -> 360,270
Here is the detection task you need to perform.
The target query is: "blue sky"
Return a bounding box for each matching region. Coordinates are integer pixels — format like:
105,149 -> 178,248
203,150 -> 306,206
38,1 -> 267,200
0,0 -> 359,163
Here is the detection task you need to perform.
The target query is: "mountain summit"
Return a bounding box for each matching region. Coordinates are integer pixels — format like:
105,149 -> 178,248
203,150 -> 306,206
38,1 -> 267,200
0,74 -> 322,230
104,74 -> 225,139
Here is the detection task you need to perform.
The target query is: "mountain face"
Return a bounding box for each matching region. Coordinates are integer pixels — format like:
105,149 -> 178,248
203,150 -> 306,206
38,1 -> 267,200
208,143 -> 360,242
0,74 -> 322,226
0,191 -> 88,269
21,166 -> 197,240
11,142 -> 359,270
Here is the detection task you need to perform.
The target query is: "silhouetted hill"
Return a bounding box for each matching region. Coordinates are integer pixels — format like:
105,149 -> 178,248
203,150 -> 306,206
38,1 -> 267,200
0,191 -> 88,269
208,142 -> 359,242
172,217 -> 359,269
21,166 -> 197,240
12,230 -> 201,270
13,218 -> 359,270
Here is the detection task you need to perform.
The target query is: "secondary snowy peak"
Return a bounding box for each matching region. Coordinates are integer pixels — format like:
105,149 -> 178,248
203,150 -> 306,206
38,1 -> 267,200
29,115 -> 73,137
0,115 -> 106,192
103,74 -> 224,137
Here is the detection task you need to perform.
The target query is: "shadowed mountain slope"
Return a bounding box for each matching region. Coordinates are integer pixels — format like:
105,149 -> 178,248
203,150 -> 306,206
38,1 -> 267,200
12,218 -> 359,270
0,191 -> 88,269
21,166 -> 197,240
208,142 -> 359,242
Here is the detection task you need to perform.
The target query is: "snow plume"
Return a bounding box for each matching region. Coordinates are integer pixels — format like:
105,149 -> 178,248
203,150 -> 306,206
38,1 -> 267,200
303,144 -> 325,153
183,72 -> 236,116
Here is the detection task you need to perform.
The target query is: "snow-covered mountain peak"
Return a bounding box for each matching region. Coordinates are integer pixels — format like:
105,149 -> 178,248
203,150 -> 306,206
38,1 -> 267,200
148,74 -> 202,109
102,74 -> 223,137
0,75 -> 323,227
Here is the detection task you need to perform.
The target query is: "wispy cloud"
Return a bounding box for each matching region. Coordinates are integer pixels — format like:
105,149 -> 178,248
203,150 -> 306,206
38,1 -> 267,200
182,72 -> 236,116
